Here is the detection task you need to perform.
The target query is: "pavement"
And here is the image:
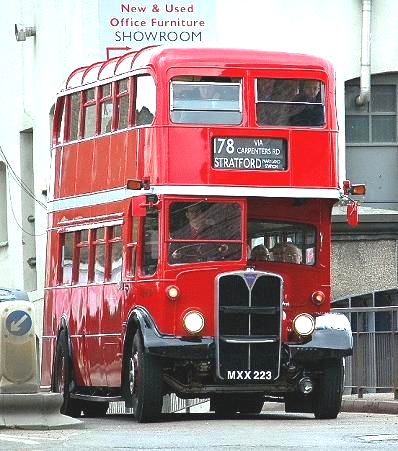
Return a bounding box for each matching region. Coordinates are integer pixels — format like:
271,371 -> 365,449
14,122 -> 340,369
1,392 -> 393,429
0,392 -> 83,430
341,392 -> 398,415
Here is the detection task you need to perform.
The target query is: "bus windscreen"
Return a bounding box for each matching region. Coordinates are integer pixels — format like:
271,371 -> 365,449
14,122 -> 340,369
168,201 -> 242,264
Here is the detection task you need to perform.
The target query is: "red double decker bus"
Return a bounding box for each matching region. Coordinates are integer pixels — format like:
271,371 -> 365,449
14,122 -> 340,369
42,46 -> 353,422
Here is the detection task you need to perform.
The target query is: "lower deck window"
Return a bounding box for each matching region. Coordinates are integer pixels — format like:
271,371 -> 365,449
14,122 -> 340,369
142,208 -> 159,275
248,220 -> 316,265
58,224 -> 123,285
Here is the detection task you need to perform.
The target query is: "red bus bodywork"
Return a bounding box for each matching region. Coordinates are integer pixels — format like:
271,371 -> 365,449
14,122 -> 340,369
42,47 -> 351,421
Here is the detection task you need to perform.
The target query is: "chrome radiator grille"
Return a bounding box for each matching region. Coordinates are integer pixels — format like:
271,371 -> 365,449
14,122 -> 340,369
216,271 -> 282,381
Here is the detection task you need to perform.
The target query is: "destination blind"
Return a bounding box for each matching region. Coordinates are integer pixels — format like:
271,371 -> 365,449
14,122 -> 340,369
213,137 -> 287,171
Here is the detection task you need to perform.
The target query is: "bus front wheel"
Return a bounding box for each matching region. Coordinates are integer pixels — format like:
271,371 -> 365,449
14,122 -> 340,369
129,331 -> 163,423
52,329 -> 82,418
313,358 -> 344,419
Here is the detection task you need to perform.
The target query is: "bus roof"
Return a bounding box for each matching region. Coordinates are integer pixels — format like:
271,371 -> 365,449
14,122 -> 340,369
60,46 -> 334,93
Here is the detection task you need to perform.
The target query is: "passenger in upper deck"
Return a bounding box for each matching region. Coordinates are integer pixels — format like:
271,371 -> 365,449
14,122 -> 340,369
256,79 -> 274,123
198,77 -> 222,102
257,78 -> 275,101
289,80 -> 324,126
198,77 -> 235,110
256,79 -> 300,126
170,75 -> 241,125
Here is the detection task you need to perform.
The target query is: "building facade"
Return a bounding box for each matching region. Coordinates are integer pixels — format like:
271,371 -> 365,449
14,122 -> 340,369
0,0 -> 397,326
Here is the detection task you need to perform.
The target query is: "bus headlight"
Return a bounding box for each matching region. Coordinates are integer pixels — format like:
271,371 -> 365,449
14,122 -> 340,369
292,313 -> 315,337
183,310 -> 205,334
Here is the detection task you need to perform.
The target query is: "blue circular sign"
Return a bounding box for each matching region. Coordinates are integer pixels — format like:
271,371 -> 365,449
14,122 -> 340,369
5,310 -> 32,336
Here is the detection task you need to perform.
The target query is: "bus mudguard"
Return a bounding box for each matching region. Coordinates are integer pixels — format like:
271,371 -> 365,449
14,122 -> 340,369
127,306 -> 213,360
288,313 -> 353,363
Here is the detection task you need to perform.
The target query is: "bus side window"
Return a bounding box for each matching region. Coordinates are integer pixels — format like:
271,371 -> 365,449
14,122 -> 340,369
61,232 -> 74,285
142,208 -> 159,276
110,225 -> 123,282
135,75 -> 155,126
77,230 -> 89,284
117,78 -> 130,130
100,83 -> 113,134
127,216 -> 139,276
83,88 -> 96,138
69,92 -> 81,141
93,227 -> 105,283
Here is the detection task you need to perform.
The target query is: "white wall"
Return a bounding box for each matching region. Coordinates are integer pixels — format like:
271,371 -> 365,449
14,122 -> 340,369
0,0 -> 396,302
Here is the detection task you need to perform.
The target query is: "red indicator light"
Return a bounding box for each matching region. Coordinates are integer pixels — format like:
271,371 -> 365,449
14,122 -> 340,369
311,290 -> 325,305
166,285 -> 179,301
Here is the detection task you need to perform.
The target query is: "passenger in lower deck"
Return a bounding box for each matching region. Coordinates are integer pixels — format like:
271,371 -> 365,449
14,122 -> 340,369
271,242 -> 303,264
250,244 -> 270,261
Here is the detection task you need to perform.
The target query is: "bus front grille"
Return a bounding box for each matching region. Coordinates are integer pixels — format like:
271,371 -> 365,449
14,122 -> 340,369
216,271 -> 282,382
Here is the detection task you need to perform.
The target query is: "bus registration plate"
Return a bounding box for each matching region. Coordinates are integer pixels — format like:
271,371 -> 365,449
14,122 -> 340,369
226,370 -> 273,381
213,137 -> 287,171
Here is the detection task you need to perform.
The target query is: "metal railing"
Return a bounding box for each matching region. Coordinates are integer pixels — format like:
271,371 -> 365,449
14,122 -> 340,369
108,395 -> 206,415
333,292 -> 398,400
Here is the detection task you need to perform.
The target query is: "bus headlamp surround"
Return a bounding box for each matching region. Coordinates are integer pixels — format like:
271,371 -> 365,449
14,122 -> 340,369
183,310 -> 205,334
292,313 -> 315,337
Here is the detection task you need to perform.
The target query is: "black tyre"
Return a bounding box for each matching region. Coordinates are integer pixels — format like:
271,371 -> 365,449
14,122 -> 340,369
313,358 -> 344,419
237,395 -> 264,414
129,331 -> 163,423
285,392 -> 313,414
212,394 -> 238,418
81,401 -> 109,417
52,329 -> 82,417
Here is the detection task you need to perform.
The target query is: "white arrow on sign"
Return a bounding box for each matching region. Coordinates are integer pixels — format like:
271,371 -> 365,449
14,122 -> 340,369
10,314 -> 29,332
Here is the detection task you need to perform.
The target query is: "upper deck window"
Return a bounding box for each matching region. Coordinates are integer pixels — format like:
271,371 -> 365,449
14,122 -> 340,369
83,88 -> 96,138
70,92 -> 81,141
256,78 -> 325,127
117,78 -> 130,130
170,77 -> 242,125
100,83 -> 113,134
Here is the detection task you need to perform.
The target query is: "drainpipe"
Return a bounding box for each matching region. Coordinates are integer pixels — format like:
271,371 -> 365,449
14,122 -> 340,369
356,0 -> 372,106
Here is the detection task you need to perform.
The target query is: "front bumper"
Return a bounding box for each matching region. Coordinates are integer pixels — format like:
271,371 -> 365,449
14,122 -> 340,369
143,313 -> 352,362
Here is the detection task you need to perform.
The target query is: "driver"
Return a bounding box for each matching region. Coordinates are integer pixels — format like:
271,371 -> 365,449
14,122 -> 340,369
170,203 -> 219,263
185,204 -> 212,239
